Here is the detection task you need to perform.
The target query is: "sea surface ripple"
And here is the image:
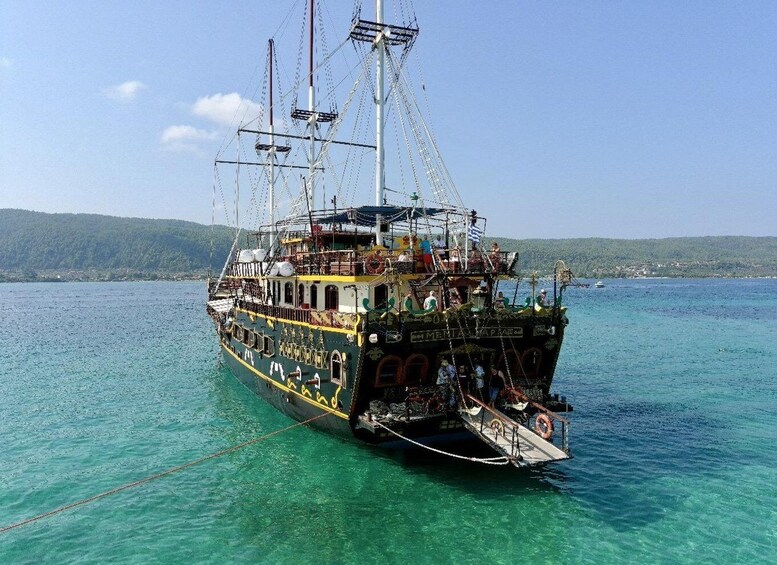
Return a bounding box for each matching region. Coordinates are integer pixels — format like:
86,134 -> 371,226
0,279 -> 775,564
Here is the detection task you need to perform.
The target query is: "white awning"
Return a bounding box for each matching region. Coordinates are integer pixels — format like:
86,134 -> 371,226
207,298 -> 233,314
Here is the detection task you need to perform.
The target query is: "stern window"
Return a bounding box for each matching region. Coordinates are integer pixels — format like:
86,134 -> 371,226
375,355 -> 403,387
404,354 -> 429,386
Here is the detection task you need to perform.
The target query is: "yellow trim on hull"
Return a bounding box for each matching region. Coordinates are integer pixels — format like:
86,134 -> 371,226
222,344 -> 349,420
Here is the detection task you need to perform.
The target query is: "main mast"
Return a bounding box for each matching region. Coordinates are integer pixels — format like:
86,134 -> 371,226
308,0 -> 316,211
374,0 -> 386,245
349,2 -> 418,245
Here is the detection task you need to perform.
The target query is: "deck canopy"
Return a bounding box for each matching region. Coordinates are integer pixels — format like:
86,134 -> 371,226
315,205 -> 448,227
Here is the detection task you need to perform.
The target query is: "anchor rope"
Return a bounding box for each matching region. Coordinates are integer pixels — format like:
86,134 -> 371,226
372,421 -> 510,465
0,413 -> 330,535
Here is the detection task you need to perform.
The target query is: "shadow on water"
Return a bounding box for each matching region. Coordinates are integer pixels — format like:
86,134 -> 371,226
207,362 -> 568,497
363,438 -> 569,497
206,360 -> 741,533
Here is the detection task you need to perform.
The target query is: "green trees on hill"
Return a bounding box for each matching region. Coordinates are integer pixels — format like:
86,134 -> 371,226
0,209 -> 234,277
1,209 -> 775,280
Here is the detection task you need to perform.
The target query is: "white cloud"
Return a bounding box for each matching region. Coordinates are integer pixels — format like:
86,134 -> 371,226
103,80 -> 146,103
0,57 -> 12,69
192,92 -> 262,126
160,125 -> 219,151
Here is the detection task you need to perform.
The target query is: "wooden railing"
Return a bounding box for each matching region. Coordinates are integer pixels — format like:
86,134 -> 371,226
228,249 -> 517,277
465,393 -> 570,453
235,298 -> 359,329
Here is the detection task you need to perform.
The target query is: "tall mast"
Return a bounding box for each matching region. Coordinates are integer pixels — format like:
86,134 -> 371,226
308,0 -> 316,212
269,39 -> 276,249
374,0 -> 386,245
291,0 -> 337,217
350,2 -> 418,245
255,40 -> 291,252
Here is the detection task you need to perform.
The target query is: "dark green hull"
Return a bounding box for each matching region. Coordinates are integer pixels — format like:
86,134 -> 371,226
218,303 -> 568,447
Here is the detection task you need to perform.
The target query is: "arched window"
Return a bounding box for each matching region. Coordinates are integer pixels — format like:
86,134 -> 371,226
375,355 -> 403,387
497,348 -> 520,380
310,284 -> 318,309
298,283 -> 305,306
284,282 -> 294,304
331,350 -> 346,388
520,348 -> 542,377
324,285 -> 339,310
403,354 -> 429,386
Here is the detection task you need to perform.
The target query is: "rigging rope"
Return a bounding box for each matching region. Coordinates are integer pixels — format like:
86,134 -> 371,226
0,413 -> 330,535
372,421 -> 509,465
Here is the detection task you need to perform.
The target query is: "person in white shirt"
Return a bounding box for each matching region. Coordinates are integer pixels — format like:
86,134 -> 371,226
423,290 -> 438,311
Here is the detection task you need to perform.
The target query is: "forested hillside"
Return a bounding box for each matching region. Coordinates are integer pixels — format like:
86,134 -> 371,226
0,209 -> 234,281
492,236 -> 777,278
1,209 -> 774,281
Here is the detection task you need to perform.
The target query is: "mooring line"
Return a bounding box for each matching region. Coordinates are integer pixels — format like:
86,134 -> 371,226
0,412 -> 330,534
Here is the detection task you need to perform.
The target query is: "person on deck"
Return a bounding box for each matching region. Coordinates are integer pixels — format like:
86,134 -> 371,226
433,235 -> 447,259
473,360 -> 486,401
420,236 -> 433,272
423,290 -> 438,311
489,241 -> 501,272
457,364 -> 471,396
436,360 -> 456,407
488,367 -> 506,408
495,291 -> 506,309
396,250 -> 411,272
449,245 -> 461,271
537,288 -> 548,306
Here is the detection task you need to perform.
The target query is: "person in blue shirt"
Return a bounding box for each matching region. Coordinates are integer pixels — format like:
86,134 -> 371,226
420,236 -> 433,272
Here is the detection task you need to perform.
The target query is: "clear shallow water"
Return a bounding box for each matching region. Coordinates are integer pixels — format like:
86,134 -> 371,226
0,279 -> 775,564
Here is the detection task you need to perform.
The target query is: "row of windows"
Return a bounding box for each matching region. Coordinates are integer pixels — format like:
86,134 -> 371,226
232,324 -> 275,356
271,282 -> 340,310
373,348 -> 544,388
234,323 -> 349,390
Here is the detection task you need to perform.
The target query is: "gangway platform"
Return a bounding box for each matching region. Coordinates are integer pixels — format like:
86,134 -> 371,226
459,397 -> 570,467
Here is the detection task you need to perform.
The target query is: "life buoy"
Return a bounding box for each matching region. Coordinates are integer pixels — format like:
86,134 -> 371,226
489,419 -> 505,437
534,413 -> 554,440
365,253 -> 386,275
426,397 -> 444,414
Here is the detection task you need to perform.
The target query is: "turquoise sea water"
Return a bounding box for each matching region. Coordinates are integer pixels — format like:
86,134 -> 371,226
0,279 -> 775,564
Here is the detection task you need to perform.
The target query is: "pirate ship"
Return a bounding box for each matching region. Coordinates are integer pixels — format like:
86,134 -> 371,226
207,0 -> 573,466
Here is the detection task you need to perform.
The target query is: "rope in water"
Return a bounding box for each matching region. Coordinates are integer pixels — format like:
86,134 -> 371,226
372,420 -> 510,466
0,412 -> 330,535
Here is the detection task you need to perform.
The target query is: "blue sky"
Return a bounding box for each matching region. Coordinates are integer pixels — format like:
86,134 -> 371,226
1,0 -> 775,239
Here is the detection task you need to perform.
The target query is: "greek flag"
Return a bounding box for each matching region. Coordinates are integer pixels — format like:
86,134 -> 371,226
468,223 -> 483,245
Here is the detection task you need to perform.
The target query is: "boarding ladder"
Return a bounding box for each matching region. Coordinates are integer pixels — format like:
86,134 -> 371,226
458,396 -> 571,467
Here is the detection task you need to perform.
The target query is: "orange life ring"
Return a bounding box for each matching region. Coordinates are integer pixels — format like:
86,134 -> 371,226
365,253 -> 386,275
534,413 -> 554,440
426,397 -> 444,414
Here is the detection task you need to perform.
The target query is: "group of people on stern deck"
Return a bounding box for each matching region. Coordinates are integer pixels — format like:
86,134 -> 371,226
436,358 -> 507,409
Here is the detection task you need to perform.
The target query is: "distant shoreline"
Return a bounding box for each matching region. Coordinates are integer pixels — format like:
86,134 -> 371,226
2,274 -> 775,284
